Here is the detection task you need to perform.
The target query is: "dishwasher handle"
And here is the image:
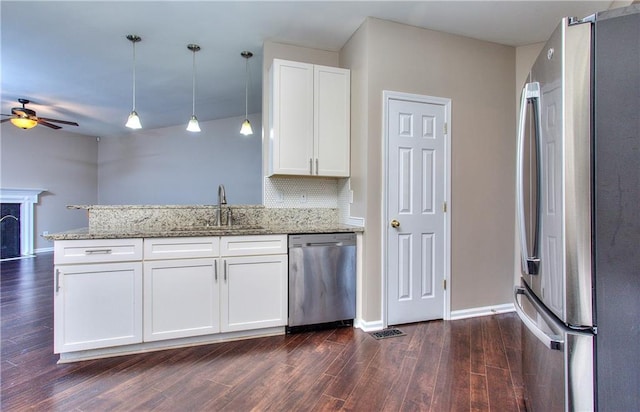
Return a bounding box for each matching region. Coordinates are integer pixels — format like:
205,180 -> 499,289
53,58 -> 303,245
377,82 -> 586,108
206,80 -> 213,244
303,242 -> 344,247
289,233 -> 357,248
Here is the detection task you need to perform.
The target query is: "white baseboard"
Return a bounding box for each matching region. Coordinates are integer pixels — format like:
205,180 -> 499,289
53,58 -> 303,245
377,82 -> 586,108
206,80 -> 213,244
35,247 -> 54,254
354,303 -> 515,331
354,318 -> 383,332
450,303 -> 515,320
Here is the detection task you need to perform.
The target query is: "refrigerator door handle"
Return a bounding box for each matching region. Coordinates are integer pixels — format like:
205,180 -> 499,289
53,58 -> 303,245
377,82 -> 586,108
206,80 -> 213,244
516,81 -> 542,275
515,287 -> 564,351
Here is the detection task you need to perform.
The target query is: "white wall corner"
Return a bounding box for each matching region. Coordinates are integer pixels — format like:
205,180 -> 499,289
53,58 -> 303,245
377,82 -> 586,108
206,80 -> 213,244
354,318 -> 384,332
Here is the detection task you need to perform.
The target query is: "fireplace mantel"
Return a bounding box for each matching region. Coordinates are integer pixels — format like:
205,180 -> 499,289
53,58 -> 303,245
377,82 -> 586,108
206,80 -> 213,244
0,188 -> 46,257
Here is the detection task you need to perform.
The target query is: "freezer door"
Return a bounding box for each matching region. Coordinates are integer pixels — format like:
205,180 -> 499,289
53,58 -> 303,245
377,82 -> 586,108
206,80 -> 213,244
517,18 -> 593,327
515,285 -> 594,412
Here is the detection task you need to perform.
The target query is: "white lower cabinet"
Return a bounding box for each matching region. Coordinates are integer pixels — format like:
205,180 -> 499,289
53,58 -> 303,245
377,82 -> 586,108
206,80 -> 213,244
143,234 -> 287,340
53,234 -> 288,356
221,255 -> 288,332
54,261 -> 143,353
143,258 -> 220,341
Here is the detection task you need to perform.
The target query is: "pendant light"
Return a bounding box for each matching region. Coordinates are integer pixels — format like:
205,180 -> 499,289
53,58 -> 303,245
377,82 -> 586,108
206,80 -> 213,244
186,44 -> 201,132
240,51 -> 253,136
125,34 -> 142,129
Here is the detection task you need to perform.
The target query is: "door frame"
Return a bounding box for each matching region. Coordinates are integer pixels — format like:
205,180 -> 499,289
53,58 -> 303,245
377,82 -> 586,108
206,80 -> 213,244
381,90 -> 452,327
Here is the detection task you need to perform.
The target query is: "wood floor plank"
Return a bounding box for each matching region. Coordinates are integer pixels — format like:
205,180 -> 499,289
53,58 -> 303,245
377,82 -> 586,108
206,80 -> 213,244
486,365 -> 519,411
470,314 -> 486,376
481,316 -> 510,370
399,320 -> 446,410
431,319 -> 472,412
341,339 -> 410,410
471,372 -> 490,411
322,334 -> 380,400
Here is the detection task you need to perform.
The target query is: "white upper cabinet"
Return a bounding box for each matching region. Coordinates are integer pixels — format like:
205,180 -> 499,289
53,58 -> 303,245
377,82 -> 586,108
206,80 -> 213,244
269,59 -> 350,177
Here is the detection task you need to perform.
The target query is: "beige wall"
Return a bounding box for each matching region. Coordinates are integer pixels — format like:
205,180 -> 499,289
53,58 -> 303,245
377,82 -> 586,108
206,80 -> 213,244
341,18 -> 517,322
516,43 -> 545,103
0,124 -> 98,251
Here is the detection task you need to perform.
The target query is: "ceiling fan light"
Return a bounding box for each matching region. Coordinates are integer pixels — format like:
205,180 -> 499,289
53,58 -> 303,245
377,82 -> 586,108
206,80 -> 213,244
186,115 -> 201,132
10,117 -> 38,130
126,110 -> 142,129
240,119 -> 253,136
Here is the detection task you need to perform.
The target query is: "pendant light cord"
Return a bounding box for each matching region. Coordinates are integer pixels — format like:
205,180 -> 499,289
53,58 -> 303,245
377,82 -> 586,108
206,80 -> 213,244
132,40 -> 137,111
192,48 -> 197,116
244,56 -> 249,119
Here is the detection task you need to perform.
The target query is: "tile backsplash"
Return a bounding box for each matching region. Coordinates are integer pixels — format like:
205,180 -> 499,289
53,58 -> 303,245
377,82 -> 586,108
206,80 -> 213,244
264,176 -> 339,208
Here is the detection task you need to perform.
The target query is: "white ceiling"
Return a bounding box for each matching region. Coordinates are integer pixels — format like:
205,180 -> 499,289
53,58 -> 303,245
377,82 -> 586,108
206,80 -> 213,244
1,1 -> 615,138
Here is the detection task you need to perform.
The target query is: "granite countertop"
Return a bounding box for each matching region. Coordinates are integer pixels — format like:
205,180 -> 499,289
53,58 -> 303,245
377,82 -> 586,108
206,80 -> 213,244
45,223 -> 363,240
45,204 -> 364,240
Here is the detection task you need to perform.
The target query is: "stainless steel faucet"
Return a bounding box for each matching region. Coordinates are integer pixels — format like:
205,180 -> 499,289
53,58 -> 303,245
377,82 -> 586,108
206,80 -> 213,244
217,184 -> 227,226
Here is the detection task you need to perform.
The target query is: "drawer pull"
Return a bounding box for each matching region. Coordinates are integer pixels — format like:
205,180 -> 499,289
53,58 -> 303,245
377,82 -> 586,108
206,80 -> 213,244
85,249 -> 113,255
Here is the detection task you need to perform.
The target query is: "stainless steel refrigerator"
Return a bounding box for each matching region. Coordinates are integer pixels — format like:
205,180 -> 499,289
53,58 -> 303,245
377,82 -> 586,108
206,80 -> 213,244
514,5 -> 639,411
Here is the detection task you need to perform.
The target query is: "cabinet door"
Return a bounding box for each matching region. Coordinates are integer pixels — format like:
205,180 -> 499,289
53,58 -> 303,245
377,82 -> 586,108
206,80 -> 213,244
314,65 -> 351,177
54,262 -> 143,353
144,258 -> 220,341
270,59 -> 314,176
220,255 -> 287,332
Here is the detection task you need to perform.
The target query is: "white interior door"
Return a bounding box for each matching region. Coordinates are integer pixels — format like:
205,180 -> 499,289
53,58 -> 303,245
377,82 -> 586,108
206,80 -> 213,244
386,93 -> 449,326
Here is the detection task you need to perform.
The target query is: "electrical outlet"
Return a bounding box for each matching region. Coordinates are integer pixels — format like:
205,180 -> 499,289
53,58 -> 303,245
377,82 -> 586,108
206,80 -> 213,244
300,193 -> 307,203
276,192 -> 284,203
42,231 -> 49,236
349,190 -> 354,204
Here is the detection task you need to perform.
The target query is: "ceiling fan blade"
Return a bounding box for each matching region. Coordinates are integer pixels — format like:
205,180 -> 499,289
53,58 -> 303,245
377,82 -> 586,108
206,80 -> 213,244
1,113 -> 13,117
1,118 -> 12,123
38,117 -> 79,126
37,119 -> 62,129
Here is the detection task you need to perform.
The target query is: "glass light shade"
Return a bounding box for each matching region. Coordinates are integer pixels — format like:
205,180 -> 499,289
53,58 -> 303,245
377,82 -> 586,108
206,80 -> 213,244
186,115 -> 201,132
125,110 -> 142,129
240,119 -> 253,136
10,117 -> 38,129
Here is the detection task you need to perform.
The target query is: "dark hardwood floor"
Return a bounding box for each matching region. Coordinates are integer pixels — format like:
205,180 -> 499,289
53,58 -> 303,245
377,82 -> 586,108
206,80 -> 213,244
1,252 -> 524,411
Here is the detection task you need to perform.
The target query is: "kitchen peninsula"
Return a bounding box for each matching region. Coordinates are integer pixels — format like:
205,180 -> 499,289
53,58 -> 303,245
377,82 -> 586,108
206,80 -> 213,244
45,205 -> 362,363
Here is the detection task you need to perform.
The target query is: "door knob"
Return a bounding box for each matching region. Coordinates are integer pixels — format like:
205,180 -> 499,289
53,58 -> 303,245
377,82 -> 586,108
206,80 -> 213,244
390,219 -> 400,228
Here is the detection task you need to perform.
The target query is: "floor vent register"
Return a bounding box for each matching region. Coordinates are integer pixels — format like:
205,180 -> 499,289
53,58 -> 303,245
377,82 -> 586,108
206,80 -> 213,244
370,328 -> 406,340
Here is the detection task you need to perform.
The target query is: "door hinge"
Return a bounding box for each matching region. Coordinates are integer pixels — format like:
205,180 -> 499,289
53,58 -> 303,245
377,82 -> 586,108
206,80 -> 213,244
444,122 -> 448,134
443,202 -> 447,213
443,279 -> 446,290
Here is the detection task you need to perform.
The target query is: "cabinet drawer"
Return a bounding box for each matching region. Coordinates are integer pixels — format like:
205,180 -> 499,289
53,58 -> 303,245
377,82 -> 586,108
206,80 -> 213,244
220,235 -> 287,256
144,237 -> 220,260
54,239 -> 143,264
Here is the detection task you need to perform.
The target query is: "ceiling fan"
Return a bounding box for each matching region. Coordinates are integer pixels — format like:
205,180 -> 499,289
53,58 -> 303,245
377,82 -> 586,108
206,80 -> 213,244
1,98 -> 79,130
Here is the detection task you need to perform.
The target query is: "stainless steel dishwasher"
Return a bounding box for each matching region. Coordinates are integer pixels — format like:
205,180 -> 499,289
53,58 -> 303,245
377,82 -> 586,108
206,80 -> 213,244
288,233 -> 356,330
